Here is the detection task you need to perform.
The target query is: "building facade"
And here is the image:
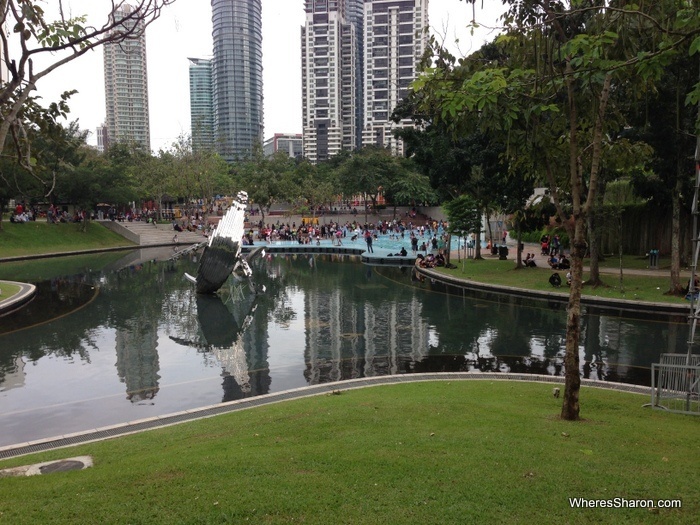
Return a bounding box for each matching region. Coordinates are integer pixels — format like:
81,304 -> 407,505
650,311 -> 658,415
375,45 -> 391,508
361,0 -> 428,155
301,0 -> 427,162
103,4 -> 151,151
301,0 -> 363,163
211,0 -> 264,162
0,38 -> 8,84
188,58 -> 215,151
96,124 -> 109,153
263,133 -> 303,158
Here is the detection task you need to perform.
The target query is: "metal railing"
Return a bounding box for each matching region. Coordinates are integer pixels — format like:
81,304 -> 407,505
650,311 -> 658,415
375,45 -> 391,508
650,354 -> 700,415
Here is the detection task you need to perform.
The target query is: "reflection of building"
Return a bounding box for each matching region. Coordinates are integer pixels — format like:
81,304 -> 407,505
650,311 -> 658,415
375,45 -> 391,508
115,319 -> 160,402
103,4 -> 151,151
0,357 -> 26,392
211,0 -> 264,161
189,58 -> 215,151
263,133 -> 303,158
303,287 -> 429,383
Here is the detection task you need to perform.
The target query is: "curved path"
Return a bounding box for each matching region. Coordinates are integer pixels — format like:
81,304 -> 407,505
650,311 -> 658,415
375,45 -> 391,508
0,372 -> 650,460
0,281 -> 36,316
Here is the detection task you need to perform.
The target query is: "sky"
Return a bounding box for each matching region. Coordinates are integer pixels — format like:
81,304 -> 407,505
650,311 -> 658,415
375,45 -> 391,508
32,0 -> 505,152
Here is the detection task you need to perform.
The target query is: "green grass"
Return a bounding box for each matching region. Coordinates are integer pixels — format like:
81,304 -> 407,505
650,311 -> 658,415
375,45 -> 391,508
0,282 -> 20,300
0,252 -> 128,282
0,382 -> 696,524
439,258 -> 687,305
0,220 -> 134,257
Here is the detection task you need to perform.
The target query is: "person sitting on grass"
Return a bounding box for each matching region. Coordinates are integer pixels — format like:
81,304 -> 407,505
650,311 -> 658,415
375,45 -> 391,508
558,254 -> 571,270
547,254 -> 559,269
549,272 -> 562,287
524,253 -> 537,268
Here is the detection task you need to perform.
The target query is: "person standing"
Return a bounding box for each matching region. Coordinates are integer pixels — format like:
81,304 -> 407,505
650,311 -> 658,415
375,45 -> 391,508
364,229 -> 374,253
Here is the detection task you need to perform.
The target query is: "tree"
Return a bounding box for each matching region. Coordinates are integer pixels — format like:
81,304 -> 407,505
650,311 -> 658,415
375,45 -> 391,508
444,194 -> 481,263
414,0 -> 700,420
233,144 -> 291,225
1,0 -> 174,191
336,146 -> 401,224
383,160 -> 437,220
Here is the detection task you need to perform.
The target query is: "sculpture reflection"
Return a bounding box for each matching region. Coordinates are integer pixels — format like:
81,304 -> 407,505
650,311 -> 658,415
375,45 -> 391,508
170,284 -> 270,402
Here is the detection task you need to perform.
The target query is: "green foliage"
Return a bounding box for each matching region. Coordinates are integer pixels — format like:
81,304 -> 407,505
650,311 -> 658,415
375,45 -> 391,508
444,194 -> 481,235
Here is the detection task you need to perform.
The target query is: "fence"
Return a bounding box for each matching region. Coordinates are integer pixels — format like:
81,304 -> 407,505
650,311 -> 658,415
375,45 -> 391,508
650,354 -> 700,415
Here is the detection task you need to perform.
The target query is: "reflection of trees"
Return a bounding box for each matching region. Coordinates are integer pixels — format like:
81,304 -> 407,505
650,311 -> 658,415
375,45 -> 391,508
1,251 -> 694,397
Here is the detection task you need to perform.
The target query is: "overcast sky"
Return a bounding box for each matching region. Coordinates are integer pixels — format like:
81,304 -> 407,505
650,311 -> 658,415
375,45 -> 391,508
33,0 -> 504,152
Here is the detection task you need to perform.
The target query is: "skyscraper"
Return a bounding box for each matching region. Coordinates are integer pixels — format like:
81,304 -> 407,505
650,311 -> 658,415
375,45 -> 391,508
211,0 -> 264,161
301,0 -> 361,163
103,4 -> 150,151
361,0 -> 428,155
188,58 -> 215,151
301,0 -> 427,162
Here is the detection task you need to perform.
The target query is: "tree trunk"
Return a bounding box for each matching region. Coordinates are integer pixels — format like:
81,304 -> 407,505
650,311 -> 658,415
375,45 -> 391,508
561,219 -> 586,421
668,177 -> 683,295
586,181 -> 606,287
618,212 -> 624,293
474,208 -> 483,260
515,226 -> 523,269
363,193 -> 368,224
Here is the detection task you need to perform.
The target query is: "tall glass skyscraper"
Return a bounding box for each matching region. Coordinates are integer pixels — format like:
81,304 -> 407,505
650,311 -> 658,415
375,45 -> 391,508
103,4 -> 150,152
211,0 -> 264,161
188,58 -> 214,151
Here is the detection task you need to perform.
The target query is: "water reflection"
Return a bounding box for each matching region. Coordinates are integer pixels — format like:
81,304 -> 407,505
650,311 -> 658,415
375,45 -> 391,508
0,251 -> 691,446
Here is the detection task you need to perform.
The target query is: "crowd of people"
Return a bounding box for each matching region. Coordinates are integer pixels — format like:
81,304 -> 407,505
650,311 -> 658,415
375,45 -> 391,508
241,216 -> 450,251
9,202 -> 84,224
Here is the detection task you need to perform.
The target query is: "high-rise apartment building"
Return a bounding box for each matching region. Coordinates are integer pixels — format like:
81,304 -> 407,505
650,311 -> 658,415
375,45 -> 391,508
188,58 -> 215,151
361,0 -> 428,155
302,0 -> 427,162
211,0 -> 264,162
301,0 -> 362,163
103,4 -> 150,151
96,124 -> 109,153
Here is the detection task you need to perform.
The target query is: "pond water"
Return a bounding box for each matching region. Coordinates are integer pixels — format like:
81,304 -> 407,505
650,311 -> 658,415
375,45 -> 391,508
0,248 -> 689,446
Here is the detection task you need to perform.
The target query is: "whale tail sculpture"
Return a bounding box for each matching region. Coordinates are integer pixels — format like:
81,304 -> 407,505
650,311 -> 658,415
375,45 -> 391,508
184,190 -> 264,295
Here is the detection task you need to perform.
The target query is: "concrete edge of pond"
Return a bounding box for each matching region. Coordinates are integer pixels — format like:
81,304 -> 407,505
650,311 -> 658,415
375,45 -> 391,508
0,373 -> 651,461
0,281 -> 36,317
415,266 -> 689,316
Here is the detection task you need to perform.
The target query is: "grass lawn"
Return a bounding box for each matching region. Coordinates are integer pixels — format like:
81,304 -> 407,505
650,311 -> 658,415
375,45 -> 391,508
438,258 -> 688,305
0,382 -> 697,524
0,252 -> 128,282
0,220 -> 134,257
0,282 -> 20,300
